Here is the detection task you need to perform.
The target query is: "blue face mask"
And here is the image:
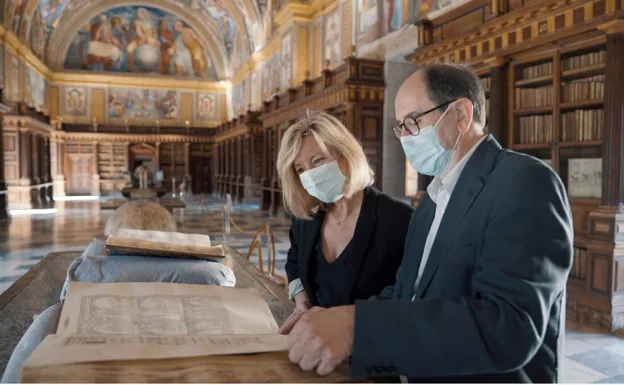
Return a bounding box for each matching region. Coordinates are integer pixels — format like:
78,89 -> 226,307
400,104 -> 458,177
299,160 -> 347,203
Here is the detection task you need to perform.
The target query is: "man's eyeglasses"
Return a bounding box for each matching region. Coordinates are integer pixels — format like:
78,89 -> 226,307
391,99 -> 457,138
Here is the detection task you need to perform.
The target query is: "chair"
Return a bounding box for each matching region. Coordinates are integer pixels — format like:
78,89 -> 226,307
222,197 -> 287,288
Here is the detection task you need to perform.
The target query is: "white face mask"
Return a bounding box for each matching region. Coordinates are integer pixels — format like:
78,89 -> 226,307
299,160 -> 346,203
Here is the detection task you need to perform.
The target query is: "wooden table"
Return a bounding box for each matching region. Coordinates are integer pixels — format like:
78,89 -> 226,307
0,246 -> 350,382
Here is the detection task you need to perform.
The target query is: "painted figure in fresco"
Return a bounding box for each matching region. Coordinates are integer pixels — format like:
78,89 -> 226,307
158,20 -> 175,75
86,15 -> 123,71
42,0 -> 69,28
386,0 -> 403,32
198,95 -> 215,119
126,7 -> 159,71
12,0 -> 27,34
170,20 -> 208,77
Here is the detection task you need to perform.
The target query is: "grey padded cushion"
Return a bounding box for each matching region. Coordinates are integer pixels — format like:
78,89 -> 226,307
1,303 -> 61,383
60,238 -> 236,300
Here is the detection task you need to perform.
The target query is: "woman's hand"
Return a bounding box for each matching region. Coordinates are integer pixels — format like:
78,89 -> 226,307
294,292 -> 312,313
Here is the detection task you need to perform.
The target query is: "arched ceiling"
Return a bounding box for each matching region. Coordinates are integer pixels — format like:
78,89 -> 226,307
2,0 -> 266,79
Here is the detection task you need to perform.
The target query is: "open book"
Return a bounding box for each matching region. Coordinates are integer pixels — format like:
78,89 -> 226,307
105,229 -> 225,260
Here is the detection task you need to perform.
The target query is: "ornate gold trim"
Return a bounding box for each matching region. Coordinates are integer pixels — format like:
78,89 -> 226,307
50,72 -> 228,92
53,131 -> 213,144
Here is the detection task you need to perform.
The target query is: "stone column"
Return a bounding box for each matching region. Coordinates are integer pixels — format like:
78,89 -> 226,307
581,23 -> 624,333
0,104 -> 10,218
486,58 -> 508,146
382,60 -> 416,201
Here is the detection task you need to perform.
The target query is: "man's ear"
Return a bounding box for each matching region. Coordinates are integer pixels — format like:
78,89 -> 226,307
455,98 -> 474,134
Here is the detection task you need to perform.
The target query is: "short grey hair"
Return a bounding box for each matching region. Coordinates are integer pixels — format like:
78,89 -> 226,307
420,63 -> 486,126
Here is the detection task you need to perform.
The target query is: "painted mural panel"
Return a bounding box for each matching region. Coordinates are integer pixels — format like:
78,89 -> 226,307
29,7 -> 46,60
184,0 -> 237,57
26,67 -> 46,110
39,0 -> 71,42
324,9 -> 341,67
10,56 -> 19,102
196,92 -> 217,120
0,46 -> 4,91
280,32 -> 292,90
358,0 -> 381,44
63,87 -> 88,117
63,6 -> 217,78
5,0 -> 27,35
262,54 -> 280,100
108,88 -> 179,121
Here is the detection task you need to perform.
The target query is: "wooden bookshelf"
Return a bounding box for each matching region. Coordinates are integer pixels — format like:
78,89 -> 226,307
97,143 -> 127,180
405,0 -> 624,333
508,44 -> 606,301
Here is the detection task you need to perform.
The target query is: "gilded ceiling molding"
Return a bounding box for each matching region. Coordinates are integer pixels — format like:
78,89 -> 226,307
0,25 -> 52,79
56,132 -> 214,144
46,0 -> 231,79
49,71 -> 229,93
2,115 -> 55,134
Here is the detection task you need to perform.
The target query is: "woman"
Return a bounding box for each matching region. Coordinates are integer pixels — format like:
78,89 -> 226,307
277,111 -> 414,313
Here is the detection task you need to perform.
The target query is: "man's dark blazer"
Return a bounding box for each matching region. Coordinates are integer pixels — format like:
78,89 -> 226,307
351,135 -> 574,383
285,186 -> 414,307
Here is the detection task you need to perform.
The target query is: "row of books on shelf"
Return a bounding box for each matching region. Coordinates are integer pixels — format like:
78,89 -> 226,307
518,115 -> 553,144
561,75 -> 605,102
515,86 -> 553,109
539,158 -> 602,198
570,247 -> 587,279
562,50 -> 606,71
561,109 -> 603,142
522,62 -> 553,79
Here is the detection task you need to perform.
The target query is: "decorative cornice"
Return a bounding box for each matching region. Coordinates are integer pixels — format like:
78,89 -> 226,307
261,83 -> 384,127
598,19 -> 624,34
2,115 -> 55,134
53,132 -> 214,144
50,72 -> 229,92
407,0 -> 622,66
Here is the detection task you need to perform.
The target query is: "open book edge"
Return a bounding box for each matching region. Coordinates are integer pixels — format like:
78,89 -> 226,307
22,334 -> 289,369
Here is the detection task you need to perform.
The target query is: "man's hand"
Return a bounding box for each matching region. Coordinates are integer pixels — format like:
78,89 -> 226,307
283,305 -> 355,376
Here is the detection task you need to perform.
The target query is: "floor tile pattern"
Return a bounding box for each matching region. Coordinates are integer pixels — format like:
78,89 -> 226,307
0,194 -> 622,382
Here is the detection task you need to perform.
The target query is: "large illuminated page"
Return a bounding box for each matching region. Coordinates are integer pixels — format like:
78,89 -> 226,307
57,282 -> 279,336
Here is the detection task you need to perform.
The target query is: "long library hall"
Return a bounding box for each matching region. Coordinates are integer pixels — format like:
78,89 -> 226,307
1,0 -> 624,383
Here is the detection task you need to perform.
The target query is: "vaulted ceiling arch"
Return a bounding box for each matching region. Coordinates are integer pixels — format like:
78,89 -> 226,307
46,0 -> 232,79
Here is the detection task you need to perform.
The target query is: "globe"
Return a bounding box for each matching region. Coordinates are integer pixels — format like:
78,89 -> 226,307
133,45 -> 160,72
104,200 -> 176,236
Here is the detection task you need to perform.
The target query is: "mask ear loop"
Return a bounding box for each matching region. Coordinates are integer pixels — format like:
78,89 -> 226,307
447,100 -> 475,172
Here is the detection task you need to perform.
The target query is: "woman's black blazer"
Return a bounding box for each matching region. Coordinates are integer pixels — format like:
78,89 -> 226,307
285,186 -> 415,307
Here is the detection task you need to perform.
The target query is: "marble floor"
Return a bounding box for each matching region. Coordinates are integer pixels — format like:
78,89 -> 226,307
0,195 -> 623,382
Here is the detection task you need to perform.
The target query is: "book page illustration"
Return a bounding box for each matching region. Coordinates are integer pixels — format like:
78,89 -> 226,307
60,282 -> 278,336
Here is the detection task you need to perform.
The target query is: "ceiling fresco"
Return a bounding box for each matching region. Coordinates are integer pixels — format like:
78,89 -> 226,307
2,0 -> 265,76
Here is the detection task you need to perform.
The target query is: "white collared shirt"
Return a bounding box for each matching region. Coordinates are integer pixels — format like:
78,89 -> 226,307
411,136 -> 487,299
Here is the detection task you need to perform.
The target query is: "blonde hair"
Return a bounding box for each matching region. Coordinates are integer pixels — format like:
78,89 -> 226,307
276,110 -> 374,220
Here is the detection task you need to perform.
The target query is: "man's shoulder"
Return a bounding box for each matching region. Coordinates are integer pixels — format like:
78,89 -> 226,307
368,187 -> 415,216
484,149 -> 567,205
492,149 -> 560,182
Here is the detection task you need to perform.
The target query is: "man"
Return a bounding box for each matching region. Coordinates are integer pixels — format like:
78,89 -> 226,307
280,63 -> 573,382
